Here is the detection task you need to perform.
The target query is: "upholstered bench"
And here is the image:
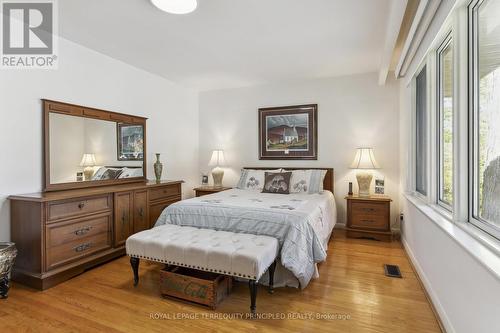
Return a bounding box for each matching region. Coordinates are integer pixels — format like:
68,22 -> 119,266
126,224 -> 279,314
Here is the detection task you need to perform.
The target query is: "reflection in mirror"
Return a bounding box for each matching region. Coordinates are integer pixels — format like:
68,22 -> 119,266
49,113 -> 143,184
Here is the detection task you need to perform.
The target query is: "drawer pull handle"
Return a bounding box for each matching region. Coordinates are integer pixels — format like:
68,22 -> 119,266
361,219 -> 375,224
74,226 -> 92,236
139,207 -> 144,218
78,202 -> 85,209
361,208 -> 375,212
74,242 -> 91,252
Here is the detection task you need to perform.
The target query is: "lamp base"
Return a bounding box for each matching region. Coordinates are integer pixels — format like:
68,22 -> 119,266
83,167 -> 94,181
211,167 -> 224,187
356,171 -> 373,197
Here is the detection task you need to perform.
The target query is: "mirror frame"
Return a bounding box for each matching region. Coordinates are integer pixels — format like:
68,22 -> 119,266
43,99 -> 148,192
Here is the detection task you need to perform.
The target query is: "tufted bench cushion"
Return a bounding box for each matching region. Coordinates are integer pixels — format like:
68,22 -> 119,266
126,224 -> 279,281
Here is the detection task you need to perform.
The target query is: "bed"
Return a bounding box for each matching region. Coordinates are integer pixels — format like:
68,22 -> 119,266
155,167 -> 336,289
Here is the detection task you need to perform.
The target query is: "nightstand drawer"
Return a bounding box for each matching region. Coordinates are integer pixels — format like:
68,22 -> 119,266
195,190 -> 214,197
350,214 -> 388,230
194,186 -> 231,197
351,201 -> 387,216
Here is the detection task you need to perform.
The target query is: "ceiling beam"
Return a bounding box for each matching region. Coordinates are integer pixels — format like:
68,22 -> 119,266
378,0 -> 409,85
394,0 -> 442,79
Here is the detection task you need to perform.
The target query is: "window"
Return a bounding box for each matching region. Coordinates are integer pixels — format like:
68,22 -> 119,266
470,0 -> 500,238
437,35 -> 454,208
416,66 -> 428,196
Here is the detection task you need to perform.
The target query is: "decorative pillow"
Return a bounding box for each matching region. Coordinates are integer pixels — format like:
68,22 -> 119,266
287,169 -> 328,194
262,172 -> 292,194
100,168 -> 123,180
92,167 -> 123,180
118,167 -> 143,178
236,169 -> 282,191
91,167 -> 107,181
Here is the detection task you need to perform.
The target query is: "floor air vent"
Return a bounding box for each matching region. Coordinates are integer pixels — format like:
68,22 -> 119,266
383,264 -> 402,278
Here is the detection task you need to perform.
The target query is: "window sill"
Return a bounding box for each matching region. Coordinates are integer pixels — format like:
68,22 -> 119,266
403,192 -> 500,281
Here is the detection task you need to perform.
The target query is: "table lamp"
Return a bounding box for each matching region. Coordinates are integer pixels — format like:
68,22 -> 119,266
80,153 -> 96,181
208,150 -> 225,187
350,148 -> 380,196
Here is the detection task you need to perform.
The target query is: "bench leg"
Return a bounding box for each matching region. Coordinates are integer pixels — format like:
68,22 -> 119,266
248,280 -> 257,316
268,260 -> 277,294
130,257 -> 139,286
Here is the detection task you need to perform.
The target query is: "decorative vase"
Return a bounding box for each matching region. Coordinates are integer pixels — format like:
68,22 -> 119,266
0,242 -> 17,299
154,153 -> 163,183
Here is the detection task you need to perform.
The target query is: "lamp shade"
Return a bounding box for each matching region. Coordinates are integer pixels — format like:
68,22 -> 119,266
208,150 -> 225,167
349,148 -> 380,169
80,153 -> 96,167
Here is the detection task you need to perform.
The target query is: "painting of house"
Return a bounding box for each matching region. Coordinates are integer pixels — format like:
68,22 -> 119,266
259,104 -> 317,160
265,114 -> 309,151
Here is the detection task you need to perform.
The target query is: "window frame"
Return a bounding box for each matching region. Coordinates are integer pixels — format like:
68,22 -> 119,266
407,0 -> 500,244
436,31 -> 454,211
414,63 -> 430,199
468,0 -> 500,240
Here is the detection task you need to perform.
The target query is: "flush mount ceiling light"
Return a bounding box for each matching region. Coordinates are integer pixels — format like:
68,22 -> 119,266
151,0 -> 197,14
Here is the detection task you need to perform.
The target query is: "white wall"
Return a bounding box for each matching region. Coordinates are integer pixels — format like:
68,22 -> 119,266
198,73 -> 400,226
0,37 -> 199,242
399,1 -> 500,332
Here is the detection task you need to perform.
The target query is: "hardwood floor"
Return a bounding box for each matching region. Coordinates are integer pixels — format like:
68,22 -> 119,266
2,229 -> 442,333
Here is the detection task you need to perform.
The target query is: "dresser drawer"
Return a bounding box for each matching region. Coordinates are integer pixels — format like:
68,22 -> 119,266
149,184 -> 181,201
46,214 -> 111,248
46,232 -> 111,270
351,201 -> 387,216
47,195 -> 112,222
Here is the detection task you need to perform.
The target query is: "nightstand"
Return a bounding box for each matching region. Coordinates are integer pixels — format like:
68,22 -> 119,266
194,186 -> 231,197
345,195 -> 392,242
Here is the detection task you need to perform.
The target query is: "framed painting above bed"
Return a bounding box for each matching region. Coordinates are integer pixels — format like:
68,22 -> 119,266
259,104 -> 318,160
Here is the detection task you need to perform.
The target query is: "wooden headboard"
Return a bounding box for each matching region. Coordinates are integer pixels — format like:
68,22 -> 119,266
243,167 -> 334,193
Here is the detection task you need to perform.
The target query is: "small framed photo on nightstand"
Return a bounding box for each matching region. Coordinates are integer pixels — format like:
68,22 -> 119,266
375,177 -> 385,194
201,174 -> 209,185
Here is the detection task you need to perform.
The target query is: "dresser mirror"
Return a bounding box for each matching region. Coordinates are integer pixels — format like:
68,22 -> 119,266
43,100 -> 147,191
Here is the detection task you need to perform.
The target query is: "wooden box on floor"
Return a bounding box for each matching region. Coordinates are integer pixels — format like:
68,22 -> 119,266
160,266 -> 232,309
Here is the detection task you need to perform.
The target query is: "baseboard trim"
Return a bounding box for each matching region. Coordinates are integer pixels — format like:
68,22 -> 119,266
334,223 -> 346,229
402,237 -> 455,333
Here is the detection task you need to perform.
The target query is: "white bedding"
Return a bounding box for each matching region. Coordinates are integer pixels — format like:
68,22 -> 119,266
156,188 -> 337,288
193,188 -> 336,243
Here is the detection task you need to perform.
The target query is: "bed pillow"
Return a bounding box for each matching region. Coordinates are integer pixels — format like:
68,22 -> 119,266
100,168 -> 123,180
261,172 -> 292,194
92,167 -> 123,180
286,169 -> 328,194
118,167 -> 143,178
236,169 -> 282,191
91,167 -> 107,180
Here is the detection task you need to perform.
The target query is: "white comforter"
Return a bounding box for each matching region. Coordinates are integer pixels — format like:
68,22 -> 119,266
155,188 -> 336,288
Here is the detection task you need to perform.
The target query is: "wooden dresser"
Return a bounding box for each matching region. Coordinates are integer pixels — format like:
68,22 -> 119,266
345,195 -> 392,242
9,180 -> 182,290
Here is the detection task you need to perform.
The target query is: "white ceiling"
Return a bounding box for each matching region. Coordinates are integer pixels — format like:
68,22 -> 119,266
59,0 -> 394,91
